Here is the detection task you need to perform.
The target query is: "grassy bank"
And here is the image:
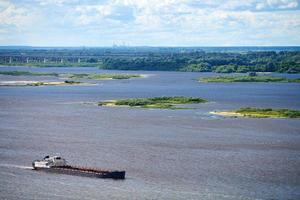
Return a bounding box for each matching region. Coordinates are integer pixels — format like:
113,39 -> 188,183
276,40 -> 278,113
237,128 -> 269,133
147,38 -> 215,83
213,107 -> 300,118
98,96 -> 208,109
200,75 -> 300,83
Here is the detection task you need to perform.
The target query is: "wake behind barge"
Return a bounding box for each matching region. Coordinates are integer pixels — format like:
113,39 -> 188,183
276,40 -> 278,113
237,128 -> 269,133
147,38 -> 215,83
32,156 -> 125,180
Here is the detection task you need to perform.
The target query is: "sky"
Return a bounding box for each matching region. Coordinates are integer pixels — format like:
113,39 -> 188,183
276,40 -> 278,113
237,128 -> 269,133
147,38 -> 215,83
0,0 -> 299,46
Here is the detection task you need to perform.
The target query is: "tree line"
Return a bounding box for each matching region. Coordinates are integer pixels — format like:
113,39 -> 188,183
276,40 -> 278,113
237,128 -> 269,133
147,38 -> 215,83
100,51 -> 300,73
1,48 -> 299,73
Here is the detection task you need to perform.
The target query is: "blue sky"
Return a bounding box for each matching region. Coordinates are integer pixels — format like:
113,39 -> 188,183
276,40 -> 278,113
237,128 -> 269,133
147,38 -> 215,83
0,0 -> 299,46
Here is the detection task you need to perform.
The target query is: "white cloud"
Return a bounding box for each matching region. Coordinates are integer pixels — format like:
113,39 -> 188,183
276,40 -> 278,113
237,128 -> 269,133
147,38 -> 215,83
36,0 -> 77,6
0,2 -> 34,28
267,0 -> 298,7
256,0 -> 298,10
0,0 -> 300,46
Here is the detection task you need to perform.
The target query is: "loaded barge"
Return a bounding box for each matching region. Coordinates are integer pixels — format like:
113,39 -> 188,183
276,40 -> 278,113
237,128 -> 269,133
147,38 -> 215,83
32,156 -> 125,180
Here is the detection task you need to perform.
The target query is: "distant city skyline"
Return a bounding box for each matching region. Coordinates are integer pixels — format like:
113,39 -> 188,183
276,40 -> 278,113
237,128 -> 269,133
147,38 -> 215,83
0,0 -> 300,46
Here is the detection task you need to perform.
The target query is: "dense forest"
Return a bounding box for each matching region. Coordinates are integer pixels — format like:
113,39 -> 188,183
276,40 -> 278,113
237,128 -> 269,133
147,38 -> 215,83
0,47 -> 299,73
101,51 -> 300,73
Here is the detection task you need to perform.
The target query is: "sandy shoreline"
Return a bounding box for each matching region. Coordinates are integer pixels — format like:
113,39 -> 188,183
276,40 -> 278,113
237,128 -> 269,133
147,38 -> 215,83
98,100 -> 129,107
210,111 -> 244,117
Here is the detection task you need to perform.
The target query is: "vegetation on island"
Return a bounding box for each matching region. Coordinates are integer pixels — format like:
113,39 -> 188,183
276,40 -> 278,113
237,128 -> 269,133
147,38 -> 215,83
1,47 -> 299,73
212,108 -> 300,118
98,96 -> 208,109
200,75 -> 300,83
0,71 -> 142,80
0,70 -> 59,76
235,107 -> 300,118
0,80 -> 84,87
68,73 -> 141,80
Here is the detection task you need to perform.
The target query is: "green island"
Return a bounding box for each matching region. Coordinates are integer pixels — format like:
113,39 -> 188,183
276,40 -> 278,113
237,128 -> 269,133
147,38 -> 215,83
0,70 -> 59,76
212,108 -> 300,118
200,75 -> 300,83
0,71 -> 142,80
0,80 -> 84,87
68,73 -> 141,80
98,96 -> 208,109
27,80 -> 82,86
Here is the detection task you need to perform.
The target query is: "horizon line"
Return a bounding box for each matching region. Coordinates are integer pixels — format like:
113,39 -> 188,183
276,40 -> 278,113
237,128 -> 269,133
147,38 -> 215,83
1,45 -> 300,48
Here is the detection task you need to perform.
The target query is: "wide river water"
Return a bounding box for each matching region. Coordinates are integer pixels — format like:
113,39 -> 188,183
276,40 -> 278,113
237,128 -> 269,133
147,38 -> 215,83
0,66 -> 300,200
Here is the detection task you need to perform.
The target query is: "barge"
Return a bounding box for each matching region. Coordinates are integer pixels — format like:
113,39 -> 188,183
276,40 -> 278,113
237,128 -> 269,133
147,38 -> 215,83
32,155 -> 125,180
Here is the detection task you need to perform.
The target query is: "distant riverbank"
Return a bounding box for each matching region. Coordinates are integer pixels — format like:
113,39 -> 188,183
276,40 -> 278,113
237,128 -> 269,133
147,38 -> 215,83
1,47 -> 299,73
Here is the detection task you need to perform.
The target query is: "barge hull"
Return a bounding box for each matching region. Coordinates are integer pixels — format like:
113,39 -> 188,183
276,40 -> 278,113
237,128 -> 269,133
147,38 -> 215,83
34,167 -> 125,179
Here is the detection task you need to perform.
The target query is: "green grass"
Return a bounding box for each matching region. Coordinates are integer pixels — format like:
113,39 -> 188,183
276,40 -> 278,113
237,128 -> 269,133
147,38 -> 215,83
235,107 -> 300,118
98,96 -> 208,109
0,71 -> 59,76
68,73 -> 141,80
200,75 -> 300,83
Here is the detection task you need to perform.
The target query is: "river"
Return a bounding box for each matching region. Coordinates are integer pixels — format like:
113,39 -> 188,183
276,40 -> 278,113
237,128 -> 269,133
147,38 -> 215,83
0,66 -> 300,199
